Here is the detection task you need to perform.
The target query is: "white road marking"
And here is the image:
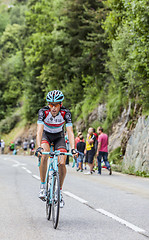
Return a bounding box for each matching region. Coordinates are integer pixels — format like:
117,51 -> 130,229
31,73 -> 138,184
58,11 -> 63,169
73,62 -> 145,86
11,160 -> 26,167
32,175 -> 40,180
21,167 -> 32,174
63,191 -> 88,204
22,167 -> 27,170
63,190 -> 147,236
96,208 -> 146,234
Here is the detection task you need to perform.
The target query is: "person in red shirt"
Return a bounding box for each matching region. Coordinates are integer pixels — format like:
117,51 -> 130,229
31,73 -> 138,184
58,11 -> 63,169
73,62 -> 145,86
97,127 -> 112,175
75,131 -> 84,149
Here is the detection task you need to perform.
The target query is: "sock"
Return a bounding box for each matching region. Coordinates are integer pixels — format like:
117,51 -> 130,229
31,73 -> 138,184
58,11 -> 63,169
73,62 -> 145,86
40,182 -> 46,189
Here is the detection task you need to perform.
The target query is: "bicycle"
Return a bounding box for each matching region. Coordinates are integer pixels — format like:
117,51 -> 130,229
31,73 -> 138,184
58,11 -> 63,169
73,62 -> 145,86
38,144 -> 75,229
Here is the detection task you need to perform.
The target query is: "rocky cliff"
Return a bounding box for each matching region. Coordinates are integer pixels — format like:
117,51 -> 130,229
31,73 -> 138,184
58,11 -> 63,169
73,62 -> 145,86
75,102 -> 149,174
123,116 -> 149,173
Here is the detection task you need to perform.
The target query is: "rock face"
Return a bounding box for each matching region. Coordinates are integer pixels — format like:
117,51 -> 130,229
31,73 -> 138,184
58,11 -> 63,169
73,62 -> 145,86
109,102 -> 131,152
123,116 -> 149,173
75,104 -> 107,132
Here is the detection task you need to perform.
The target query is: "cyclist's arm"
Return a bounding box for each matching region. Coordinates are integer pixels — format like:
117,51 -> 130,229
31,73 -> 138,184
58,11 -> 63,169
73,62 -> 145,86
36,123 -> 44,148
66,125 -> 75,150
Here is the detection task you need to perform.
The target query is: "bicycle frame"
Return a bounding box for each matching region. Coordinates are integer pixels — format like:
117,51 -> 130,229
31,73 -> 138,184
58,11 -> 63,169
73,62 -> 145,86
38,146 -> 75,229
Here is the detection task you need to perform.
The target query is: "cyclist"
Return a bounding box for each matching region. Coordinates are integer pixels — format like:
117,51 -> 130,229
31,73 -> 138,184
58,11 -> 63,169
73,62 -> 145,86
35,90 -> 77,207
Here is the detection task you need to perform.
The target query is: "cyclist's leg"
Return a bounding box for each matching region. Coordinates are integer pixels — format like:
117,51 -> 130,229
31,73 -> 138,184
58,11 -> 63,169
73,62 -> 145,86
57,149 -> 67,189
54,136 -> 67,190
40,141 -> 50,183
38,134 -> 50,200
39,131 -> 53,183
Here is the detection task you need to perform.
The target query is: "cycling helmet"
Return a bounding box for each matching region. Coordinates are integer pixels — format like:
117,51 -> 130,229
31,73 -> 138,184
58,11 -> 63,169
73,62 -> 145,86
46,90 -> 64,102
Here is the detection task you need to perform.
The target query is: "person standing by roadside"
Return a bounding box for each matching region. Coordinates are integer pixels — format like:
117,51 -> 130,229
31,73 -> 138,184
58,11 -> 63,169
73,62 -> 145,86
84,127 -> 96,175
97,127 -> 112,175
9,141 -> 15,153
75,131 -> 84,149
1,140 -> 5,154
23,139 -> 28,155
76,135 -> 86,172
29,139 -> 35,155
65,132 -> 70,165
92,128 -> 98,171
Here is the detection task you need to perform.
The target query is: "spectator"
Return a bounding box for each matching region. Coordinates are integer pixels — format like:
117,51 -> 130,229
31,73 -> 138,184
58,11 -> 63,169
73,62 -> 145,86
84,127 -> 96,175
23,139 -> 28,154
97,127 -> 112,175
75,131 -> 84,149
76,135 -> 86,172
29,139 -> 35,155
9,141 -> 15,152
92,128 -> 98,171
65,132 -> 70,165
1,140 -> 5,154
93,128 -> 98,140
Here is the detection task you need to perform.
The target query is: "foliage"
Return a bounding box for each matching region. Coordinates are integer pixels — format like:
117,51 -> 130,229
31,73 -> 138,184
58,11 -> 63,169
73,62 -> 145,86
0,0 -> 148,143
9,4 -> 27,25
105,0 -> 149,111
109,147 -> 122,164
0,5 -> 10,36
123,167 -> 149,178
0,23 -> 24,120
102,79 -> 128,132
0,112 -> 20,134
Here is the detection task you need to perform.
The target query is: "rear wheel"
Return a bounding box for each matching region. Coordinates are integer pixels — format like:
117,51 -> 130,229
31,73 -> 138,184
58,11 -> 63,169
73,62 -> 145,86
46,174 -> 52,220
52,172 -> 60,229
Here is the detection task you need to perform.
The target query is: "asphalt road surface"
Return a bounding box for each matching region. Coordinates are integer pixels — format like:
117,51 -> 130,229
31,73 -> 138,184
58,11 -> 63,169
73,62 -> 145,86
0,154 -> 149,240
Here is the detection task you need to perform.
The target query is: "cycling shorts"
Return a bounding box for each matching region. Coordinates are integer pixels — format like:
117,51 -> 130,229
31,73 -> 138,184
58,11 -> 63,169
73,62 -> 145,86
41,130 -> 67,152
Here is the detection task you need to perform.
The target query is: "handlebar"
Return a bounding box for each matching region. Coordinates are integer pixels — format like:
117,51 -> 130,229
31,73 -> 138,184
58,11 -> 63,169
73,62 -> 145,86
38,151 -> 76,168
42,151 -> 73,156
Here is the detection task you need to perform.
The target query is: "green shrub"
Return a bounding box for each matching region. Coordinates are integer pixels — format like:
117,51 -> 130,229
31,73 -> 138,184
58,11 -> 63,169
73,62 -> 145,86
102,80 -> 128,132
109,147 -> 122,164
0,113 -> 20,134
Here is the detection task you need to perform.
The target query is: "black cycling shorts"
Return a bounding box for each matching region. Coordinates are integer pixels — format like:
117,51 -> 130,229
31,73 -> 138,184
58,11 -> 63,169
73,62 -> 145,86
41,130 -> 67,151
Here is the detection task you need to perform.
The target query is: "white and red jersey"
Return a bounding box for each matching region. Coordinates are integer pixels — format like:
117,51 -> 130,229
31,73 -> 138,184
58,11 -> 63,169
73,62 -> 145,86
37,106 -> 72,134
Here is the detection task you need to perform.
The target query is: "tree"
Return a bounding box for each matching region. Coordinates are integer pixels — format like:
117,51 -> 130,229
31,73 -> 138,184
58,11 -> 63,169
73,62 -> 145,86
0,24 -> 24,119
106,0 -> 149,110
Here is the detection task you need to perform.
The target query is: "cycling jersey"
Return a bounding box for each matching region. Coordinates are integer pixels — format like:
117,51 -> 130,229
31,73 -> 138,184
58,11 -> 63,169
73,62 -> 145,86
37,106 -> 72,134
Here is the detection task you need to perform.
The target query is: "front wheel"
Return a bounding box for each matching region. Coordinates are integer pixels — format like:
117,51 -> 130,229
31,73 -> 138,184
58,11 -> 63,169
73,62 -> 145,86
46,174 -> 52,220
52,172 -> 60,229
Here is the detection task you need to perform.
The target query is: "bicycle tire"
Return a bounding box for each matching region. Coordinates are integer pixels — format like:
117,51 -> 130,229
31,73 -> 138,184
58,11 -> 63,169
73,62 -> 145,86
46,174 -> 52,220
52,172 -> 60,229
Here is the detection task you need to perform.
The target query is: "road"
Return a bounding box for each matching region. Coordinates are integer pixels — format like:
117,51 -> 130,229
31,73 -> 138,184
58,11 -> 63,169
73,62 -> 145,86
0,154 -> 149,240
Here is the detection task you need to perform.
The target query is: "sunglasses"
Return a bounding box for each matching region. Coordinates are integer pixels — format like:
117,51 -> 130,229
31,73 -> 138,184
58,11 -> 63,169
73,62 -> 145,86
49,103 -> 60,108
